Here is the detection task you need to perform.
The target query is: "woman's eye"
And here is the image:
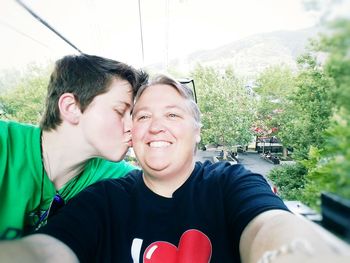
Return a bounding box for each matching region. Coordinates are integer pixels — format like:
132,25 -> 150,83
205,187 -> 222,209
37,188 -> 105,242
168,113 -> 178,118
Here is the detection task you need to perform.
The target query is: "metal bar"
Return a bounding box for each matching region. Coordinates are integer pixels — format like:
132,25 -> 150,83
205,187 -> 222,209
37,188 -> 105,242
15,0 -> 83,54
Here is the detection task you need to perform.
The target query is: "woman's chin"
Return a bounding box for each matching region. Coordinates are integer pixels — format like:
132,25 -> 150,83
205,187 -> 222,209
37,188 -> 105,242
144,159 -> 170,172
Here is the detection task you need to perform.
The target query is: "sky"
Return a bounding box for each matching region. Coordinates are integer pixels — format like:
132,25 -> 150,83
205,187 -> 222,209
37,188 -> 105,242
0,0 -> 349,71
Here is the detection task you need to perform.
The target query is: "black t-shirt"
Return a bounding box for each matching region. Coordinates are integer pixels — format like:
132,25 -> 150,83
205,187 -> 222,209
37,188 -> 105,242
38,161 -> 289,263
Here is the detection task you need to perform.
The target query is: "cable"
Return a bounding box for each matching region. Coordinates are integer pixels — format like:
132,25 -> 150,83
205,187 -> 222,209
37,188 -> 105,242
0,19 -> 51,50
165,0 -> 169,70
15,0 -> 83,54
138,0 -> 145,66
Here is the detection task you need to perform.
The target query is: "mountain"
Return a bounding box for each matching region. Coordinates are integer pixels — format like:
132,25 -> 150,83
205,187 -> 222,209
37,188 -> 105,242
148,26 -> 323,77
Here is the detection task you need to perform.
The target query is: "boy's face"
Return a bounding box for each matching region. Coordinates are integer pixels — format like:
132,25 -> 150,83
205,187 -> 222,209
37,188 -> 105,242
79,78 -> 133,161
132,84 -> 199,180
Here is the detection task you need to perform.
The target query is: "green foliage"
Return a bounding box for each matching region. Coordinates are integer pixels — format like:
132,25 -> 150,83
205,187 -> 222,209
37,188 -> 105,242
267,19 -> 350,210
124,154 -> 140,168
298,19 -> 350,208
278,54 -> 335,160
255,65 -> 295,98
320,19 -> 350,113
268,163 -> 307,201
0,69 -> 23,93
302,108 -> 350,210
191,65 -> 255,148
254,65 -> 296,136
0,64 -> 50,124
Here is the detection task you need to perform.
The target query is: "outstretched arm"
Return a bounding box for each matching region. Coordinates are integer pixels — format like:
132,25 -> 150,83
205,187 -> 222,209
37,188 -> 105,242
239,209 -> 350,263
0,234 -> 78,263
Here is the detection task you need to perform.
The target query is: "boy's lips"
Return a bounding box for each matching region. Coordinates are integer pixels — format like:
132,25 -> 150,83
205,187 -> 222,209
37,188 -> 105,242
127,140 -> 133,147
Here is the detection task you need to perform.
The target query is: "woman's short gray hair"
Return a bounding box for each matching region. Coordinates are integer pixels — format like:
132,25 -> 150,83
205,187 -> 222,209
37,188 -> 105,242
134,74 -> 202,128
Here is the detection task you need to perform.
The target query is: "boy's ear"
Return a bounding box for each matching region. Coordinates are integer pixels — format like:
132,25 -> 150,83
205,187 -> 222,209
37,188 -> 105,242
58,93 -> 81,124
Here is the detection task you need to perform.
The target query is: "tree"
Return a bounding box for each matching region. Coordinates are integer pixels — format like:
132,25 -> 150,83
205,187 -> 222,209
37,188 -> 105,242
269,19 -> 350,210
191,65 -> 255,148
278,53 -> 335,160
321,19 -> 350,113
254,65 -> 296,154
0,63 -> 50,124
301,19 -> 350,208
0,69 -> 23,93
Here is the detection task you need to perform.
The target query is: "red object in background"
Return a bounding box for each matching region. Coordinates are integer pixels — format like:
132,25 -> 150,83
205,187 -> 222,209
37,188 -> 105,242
254,127 -> 265,133
272,185 -> 278,194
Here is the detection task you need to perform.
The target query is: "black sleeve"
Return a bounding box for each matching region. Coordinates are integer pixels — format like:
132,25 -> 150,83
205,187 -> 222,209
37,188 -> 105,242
37,181 -> 110,263
220,163 -> 290,245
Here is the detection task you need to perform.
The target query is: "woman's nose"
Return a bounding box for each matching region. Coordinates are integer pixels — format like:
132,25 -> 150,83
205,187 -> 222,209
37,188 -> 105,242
149,118 -> 165,133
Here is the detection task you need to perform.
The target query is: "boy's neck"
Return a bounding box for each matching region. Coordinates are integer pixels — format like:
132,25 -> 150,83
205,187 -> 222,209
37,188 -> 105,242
41,127 -> 89,190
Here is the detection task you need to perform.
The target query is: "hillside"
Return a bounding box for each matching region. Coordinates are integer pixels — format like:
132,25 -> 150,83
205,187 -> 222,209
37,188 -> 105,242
148,27 -> 322,77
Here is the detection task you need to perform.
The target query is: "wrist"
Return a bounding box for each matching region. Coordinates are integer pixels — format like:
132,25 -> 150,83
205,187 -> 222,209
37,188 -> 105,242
257,238 -> 314,263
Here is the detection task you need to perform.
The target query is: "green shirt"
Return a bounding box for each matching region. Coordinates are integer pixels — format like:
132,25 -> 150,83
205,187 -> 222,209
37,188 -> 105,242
0,120 -> 135,239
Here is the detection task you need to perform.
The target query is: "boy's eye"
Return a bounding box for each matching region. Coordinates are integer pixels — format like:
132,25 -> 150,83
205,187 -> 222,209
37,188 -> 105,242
138,115 -> 149,120
115,109 -> 125,115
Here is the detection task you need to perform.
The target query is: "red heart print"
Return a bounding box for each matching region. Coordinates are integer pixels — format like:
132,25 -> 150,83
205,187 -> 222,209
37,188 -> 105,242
143,229 -> 212,263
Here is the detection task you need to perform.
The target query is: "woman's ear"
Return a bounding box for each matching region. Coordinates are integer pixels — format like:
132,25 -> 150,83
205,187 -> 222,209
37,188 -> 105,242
195,128 -> 201,143
58,93 -> 81,124
194,125 -> 201,143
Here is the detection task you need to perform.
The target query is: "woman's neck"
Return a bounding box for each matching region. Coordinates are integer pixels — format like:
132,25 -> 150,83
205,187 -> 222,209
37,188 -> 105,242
142,161 -> 196,198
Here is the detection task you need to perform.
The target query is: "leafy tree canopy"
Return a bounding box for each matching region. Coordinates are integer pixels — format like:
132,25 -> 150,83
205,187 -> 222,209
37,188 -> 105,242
191,65 -> 255,148
0,63 -> 51,124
